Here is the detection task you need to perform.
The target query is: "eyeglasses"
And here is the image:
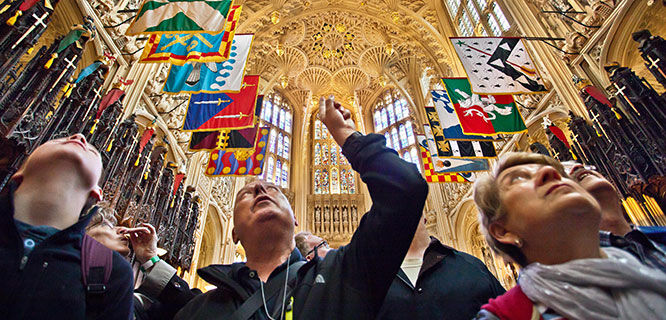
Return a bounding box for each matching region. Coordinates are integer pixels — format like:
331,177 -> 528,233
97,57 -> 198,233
306,240 -> 329,257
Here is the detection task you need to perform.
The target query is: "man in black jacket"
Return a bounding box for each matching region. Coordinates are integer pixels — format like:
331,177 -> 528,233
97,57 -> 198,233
0,134 -> 134,319
175,96 -> 428,320
377,215 -> 505,320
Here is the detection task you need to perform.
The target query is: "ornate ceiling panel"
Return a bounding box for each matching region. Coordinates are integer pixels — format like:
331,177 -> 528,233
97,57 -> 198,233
236,0 -> 458,111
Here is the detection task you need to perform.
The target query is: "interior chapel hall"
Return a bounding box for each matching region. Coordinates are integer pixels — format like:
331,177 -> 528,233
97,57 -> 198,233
0,0 -> 665,291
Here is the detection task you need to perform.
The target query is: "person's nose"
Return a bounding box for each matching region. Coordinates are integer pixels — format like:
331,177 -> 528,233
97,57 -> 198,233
252,182 -> 268,196
69,134 -> 88,145
534,165 -> 562,188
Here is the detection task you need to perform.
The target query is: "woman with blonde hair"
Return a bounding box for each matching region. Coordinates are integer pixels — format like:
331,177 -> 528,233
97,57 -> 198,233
473,152 -> 666,320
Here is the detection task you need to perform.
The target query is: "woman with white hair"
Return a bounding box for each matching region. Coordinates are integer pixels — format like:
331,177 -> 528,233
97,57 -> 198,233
473,152 -> 666,319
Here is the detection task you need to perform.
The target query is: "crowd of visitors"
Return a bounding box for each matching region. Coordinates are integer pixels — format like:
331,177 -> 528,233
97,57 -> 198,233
1,96 -> 665,319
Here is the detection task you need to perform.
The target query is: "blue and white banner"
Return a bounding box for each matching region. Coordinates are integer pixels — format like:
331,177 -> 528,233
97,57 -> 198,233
163,34 -> 254,94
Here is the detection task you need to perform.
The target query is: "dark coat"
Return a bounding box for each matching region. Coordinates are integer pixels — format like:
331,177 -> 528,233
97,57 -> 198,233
0,193 -> 135,319
175,132 -> 429,320
377,237 -> 506,320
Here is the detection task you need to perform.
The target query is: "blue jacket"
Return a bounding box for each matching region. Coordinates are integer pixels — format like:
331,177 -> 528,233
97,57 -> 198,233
0,192 -> 135,319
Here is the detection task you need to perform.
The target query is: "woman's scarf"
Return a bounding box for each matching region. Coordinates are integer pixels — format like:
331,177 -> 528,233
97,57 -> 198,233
519,247 -> 666,319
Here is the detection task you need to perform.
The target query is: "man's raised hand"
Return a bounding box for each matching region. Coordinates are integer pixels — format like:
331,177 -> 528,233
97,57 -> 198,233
318,95 -> 356,146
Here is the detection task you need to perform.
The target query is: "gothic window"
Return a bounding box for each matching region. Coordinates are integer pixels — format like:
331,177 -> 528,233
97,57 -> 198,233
347,170 -> 356,194
283,136 -> 290,161
331,144 -> 338,165
277,133 -> 284,158
279,109 -> 286,130
315,143 -> 321,165
281,162 -> 289,188
315,169 -> 322,194
259,92 -> 293,187
331,167 -> 340,194
312,116 -> 357,194
372,89 -> 421,168
266,156 -> 275,181
374,110 -> 382,130
269,129 -> 277,153
445,0 -> 512,36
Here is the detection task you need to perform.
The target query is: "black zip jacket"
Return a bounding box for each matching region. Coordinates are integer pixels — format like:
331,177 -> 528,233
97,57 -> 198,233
0,193 -> 134,319
175,132 -> 429,320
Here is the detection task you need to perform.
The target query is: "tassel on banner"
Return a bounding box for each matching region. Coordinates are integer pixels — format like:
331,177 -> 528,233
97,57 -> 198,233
106,139 -> 114,152
134,154 -> 140,166
89,119 -> 98,134
6,10 -> 21,26
44,53 -> 58,69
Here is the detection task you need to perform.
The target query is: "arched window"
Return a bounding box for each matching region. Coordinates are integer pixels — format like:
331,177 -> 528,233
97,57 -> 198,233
312,116 -> 357,194
259,92 -> 293,187
372,89 -> 421,168
279,109 -> 286,130
444,0 -> 512,37
374,110 -> 382,130
281,162 -> 289,188
276,133 -> 284,158
275,160 -> 282,185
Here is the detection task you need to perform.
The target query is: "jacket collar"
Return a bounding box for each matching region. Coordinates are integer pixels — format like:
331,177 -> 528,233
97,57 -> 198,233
197,248 -> 304,299
396,237 -> 454,288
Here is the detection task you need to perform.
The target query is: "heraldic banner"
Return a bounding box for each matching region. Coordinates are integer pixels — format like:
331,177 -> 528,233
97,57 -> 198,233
182,75 -> 259,131
188,95 -> 263,151
418,133 -> 489,173
139,5 -> 242,65
450,37 -> 547,94
205,126 -> 270,177
163,34 -> 254,94
127,0 -> 235,35
442,77 -> 527,136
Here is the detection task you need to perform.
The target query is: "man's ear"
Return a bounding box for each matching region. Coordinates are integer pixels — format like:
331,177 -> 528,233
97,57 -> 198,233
89,186 -> 103,201
232,228 -> 239,244
488,222 -> 519,247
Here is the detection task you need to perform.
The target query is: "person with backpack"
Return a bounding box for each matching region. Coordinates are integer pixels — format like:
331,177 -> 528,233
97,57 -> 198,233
175,96 -> 428,320
0,134 -> 134,319
86,208 -> 199,320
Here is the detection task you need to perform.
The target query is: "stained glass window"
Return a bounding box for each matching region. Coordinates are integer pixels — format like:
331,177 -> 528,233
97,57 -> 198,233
387,103 -> 396,125
312,110 -> 356,194
259,92 -> 293,188
269,129 -> 277,153
275,160 -> 282,185
384,132 -> 392,150
347,170 -> 356,194
394,101 -> 403,120
406,121 -> 415,145
391,128 -> 399,151
281,163 -> 289,188
380,109 -> 388,129
372,89 -> 420,169
266,157 -> 275,182
285,111 -> 292,134
315,143 -> 321,165
331,144 -> 338,165
272,103 -> 280,125
331,167 -> 340,194
315,120 -> 322,140
321,169 -> 330,194
410,147 -> 420,172
322,144 -> 329,165
341,169 -> 349,194
315,169 -> 322,194
374,110 -> 382,131
445,0 -> 512,36
283,136 -> 290,161
399,125 -> 408,149
279,109 -> 286,130
276,133 -> 284,158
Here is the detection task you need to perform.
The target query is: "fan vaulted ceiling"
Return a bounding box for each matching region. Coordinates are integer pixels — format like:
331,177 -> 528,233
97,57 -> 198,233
235,0 -> 459,112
